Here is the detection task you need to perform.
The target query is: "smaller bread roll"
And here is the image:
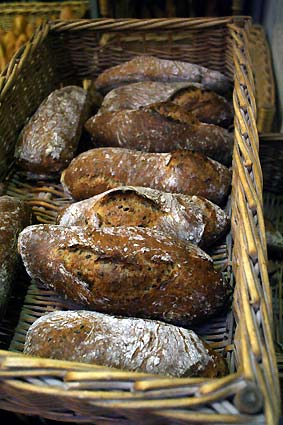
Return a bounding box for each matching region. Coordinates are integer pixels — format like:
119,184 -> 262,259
14,86 -> 88,179
57,186 -> 230,248
85,101 -> 233,164
24,310 -> 228,378
100,81 -> 233,127
61,148 -> 232,205
95,56 -> 231,95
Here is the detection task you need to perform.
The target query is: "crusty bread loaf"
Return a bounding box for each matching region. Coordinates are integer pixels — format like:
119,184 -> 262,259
0,196 -> 32,317
18,225 -> 228,326
57,186 -> 230,248
85,102 -> 233,164
24,310 -> 228,378
100,82 -> 233,127
14,86 -> 88,178
61,148 -> 231,205
95,56 -> 231,95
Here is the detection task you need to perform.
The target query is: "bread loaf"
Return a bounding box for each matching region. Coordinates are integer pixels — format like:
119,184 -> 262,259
0,196 -> 32,317
85,102 -> 233,164
14,86 -> 88,178
18,225 -> 228,326
61,148 -> 231,205
95,56 -> 231,95
24,310 -> 228,378
57,186 -> 230,248
100,81 -> 233,127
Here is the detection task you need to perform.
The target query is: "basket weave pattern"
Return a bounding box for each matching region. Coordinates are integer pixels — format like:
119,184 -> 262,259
0,18 -> 280,424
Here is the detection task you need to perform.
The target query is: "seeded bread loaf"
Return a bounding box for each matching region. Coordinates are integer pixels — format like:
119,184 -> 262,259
0,196 -> 32,317
100,81 -> 233,127
18,225 -> 228,326
24,310 -> 228,378
85,102 -> 233,164
61,148 -> 231,205
57,186 -> 230,248
95,56 -> 231,95
14,86 -> 88,179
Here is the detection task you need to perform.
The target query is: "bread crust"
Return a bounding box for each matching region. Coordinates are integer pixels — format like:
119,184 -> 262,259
24,310 -> 228,378
57,186 -> 230,248
61,148 -> 232,205
18,225 -> 229,326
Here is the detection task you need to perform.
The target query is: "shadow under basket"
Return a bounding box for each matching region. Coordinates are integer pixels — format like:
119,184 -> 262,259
0,18 -> 280,425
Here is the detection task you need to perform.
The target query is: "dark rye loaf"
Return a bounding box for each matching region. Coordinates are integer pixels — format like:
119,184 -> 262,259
95,56 -> 231,95
61,148 -> 231,205
24,310 -> 228,378
14,86 -> 88,179
85,102 -> 233,165
100,81 -> 233,127
18,225 -> 229,326
57,186 -> 230,249
0,196 -> 32,317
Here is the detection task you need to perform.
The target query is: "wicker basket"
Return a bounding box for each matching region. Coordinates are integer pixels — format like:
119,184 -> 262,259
248,25 -> 276,133
0,18 -> 280,424
0,1 -> 89,31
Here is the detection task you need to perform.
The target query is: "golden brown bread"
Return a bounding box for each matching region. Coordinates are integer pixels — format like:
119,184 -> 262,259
100,81 -> 233,127
95,56 -> 231,95
18,225 -> 229,326
85,101 -> 233,164
0,196 -> 32,317
24,310 -> 228,378
57,186 -> 230,248
14,86 -> 88,178
61,148 -> 231,205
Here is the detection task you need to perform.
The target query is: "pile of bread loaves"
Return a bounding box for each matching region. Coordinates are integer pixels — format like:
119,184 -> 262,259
1,56 -> 235,378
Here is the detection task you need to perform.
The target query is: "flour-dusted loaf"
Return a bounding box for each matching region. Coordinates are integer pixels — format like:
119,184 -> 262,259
14,86 -> 88,178
61,148 -> 231,205
57,186 -> 230,248
85,102 -> 233,164
18,225 -> 228,326
24,310 -> 228,378
100,81 -> 233,127
95,56 -> 231,95
0,196 -> 32,317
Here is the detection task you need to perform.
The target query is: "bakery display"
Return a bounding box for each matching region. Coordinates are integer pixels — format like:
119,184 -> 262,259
14,86 -> 88,178
85,101 -> 233,164
57,186 -> 230,248
95,55 -> 231,95
0,196 -> 31,317
18,224 -> 228,326
61,148 -> 231,205
24,310 -> 228,378
99,81 -> 233,127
